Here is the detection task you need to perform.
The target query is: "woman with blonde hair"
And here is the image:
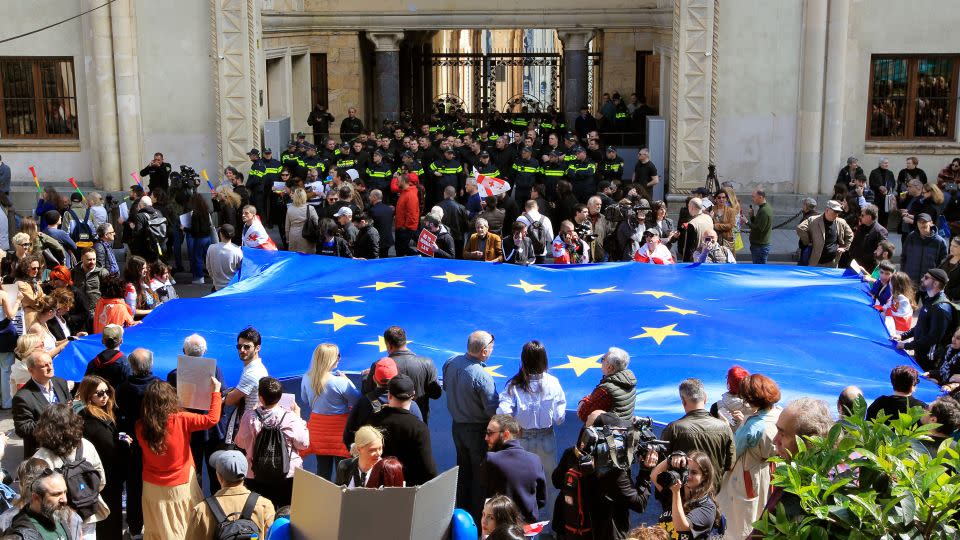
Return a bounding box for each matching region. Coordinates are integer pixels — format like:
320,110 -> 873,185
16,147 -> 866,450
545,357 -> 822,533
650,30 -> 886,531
285,187 -> 317,254
334,425 -> 384,487
300,343 -> 361,480
26,295 -> 68,358
15,254 -> 44,328
213,184 -> 242,244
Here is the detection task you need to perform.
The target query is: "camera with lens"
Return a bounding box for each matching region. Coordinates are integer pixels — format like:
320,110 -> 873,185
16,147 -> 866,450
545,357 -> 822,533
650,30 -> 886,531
574,221 -> 597,242
604,199 -> 651,224
946,183 -> 958,194
655,451 -> 689,490
577,416 -> 668,476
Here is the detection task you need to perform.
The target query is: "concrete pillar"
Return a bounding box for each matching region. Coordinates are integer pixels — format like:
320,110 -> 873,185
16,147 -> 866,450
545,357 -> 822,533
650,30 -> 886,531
367,31 -> 404,126
558,29 -> 594,129
110,0 -> 143,189
81,0 -> 120,191
819,0 -> 850,194
795,0 -> 828,195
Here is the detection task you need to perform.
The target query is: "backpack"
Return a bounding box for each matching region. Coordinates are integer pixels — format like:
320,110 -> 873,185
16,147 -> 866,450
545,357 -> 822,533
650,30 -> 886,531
560,467 -> 593,536
524,213 -> 546,254
205,492 -> 261,540
67,208 -> 97,249
933,296 -> 960,346
57,443 -> 102,520
250,410 -> 290,484
143,211 -> 168,256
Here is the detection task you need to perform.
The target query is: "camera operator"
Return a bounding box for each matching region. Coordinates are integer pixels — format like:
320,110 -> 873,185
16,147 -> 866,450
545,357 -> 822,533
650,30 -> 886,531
651,450 -> 721,540
614,199 -> 650,261
139,152 -> 172,193
551,412 -> 656,540
552,220 -> 588,264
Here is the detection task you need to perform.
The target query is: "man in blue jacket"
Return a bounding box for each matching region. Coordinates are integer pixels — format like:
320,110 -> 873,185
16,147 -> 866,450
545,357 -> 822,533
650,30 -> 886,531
481,414 -> 547,524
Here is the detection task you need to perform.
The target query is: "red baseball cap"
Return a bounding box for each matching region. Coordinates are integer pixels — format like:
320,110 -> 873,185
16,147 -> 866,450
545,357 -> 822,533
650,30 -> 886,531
373,357 -> 398,386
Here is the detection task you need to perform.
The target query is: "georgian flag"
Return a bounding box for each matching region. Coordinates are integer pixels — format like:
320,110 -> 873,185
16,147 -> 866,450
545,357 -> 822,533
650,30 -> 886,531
477,174 -> 511,197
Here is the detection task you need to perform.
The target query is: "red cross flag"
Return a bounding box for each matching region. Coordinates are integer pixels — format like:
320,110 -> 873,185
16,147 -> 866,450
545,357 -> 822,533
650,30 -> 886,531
477,174 -> 511,197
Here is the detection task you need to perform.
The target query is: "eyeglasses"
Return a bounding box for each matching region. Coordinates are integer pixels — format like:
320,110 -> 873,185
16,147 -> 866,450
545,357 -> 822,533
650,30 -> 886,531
485,429 -> 502,436
236,343 -> 254,350
93,390 -> 110,398
485,334 -> 495,350
18,243 -> 31,247
29,266 -> 40,271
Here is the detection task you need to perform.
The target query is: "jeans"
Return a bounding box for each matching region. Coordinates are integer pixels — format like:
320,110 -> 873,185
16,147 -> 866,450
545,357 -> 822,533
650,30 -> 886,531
520,428 -> 557,522
750,243 -> 770,264
190,235 -> 213,280
0,351 -> 13,408
452,422 -> 488,524
170,226 -> 184,269
316,455 -> 344,482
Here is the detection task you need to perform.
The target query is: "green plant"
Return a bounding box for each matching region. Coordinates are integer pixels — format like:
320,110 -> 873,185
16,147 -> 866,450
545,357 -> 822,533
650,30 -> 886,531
752,400 -> 960,539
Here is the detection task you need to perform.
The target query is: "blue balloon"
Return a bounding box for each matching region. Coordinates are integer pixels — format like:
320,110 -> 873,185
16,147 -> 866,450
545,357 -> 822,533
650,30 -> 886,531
451,508 -> 478,540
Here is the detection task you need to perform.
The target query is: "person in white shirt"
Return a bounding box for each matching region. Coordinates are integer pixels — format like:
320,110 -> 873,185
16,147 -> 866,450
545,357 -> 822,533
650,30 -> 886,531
516,200 -> 554,264
224,326 -> 268,444
205,224 -> 243,291
635,230 -> 675,264
85,192 -> 108,231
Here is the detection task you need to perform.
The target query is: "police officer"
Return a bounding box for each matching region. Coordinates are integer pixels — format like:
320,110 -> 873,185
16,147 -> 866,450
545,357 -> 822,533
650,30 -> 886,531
365,150 -> 394,193
600,146 -> 625,182
246,148 -> 267,215
319,137 -> 339,164
336,142 -> 358,171
511,146 -> 540,203
339,107 -> 364,142
429,147 -> 464,206
399,150 -> 425,179
567,146 -> 598,203
539,150 -> 567,200
302,143 -> 327,179
260,148 -> 282,226
475,151 -> 500,178
280,140 -> 299,164
561,134 -> 579,165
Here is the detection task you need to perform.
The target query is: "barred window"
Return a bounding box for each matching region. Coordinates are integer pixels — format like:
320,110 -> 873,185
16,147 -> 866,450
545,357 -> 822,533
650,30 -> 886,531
0,57 -> 79,139
867,55 -> 958,140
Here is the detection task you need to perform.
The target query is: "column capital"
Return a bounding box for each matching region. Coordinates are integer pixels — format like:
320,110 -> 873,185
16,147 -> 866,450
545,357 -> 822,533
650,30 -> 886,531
557,28 -> 596,51
367,30 -> 405,52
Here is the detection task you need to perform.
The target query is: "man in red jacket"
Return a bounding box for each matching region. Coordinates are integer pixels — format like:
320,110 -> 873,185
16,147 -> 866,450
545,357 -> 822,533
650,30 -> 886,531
395,173 -> 420,256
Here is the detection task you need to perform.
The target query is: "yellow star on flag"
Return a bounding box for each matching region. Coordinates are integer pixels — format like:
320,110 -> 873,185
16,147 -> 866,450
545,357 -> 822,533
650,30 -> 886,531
657,305 -> 699,316
432,272 -> 474,284
315,312 -> 366,332
359,335 -> 388,352
631,324 -> 688,345
360,281 -> 404,291
583,286 -> 619,295
321,295 -> 364,303
554,354 -> 604,377
508,280 -> 551,293
484,365 -> 506,378
635,290 -> 680,299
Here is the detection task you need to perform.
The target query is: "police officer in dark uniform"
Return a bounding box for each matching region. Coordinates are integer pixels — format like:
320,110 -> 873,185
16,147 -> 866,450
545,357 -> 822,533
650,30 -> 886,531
561,134 -> 579,165
260,148 -> 282,226
336,142 -> 358,171
140,153 -> 172,193
302,144 -> 327,179
429,147 -> 464,207
246,148 -> 267,215
365,150 -> 394,193
566,146 -> 598,203
399,151 -> 425,179
307,103 -> 335,146
600,146 -> 625,182
475,151 -> 500,178
539,150 -> 567,200
280,140 -> 298,164
339,107 -> 364,142
319,137 -> 339,164
510,146 -> 540,203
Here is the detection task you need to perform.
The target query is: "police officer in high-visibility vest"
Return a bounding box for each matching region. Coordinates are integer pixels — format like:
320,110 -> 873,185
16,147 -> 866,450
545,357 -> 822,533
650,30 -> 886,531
511,146 -> 540,203
246,148 -> 268,215
566,146 -> 598,203
399,150 -> 425,178
336,142 -> 358,171
260,148 -> 282,226
365,150 -> 394,193
539,150 -> 567,200
280,140 -> 298,164
561,134 -> 579,164
475,150 -> 500,178
302,144 -> 326,179
430,147 -> 464,207
600,146 -> 625,182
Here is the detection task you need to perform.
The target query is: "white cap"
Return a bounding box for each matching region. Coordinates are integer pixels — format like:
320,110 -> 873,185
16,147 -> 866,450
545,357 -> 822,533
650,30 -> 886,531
346,169 -> 360,181
334,207 -> 353,218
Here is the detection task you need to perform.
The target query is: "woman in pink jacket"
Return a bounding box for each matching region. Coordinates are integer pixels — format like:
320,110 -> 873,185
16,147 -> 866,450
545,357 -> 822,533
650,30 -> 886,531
235,376 -> 310,509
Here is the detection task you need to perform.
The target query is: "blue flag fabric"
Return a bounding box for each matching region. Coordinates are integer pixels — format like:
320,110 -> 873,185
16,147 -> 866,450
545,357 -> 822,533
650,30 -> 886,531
59,248 -> 938,421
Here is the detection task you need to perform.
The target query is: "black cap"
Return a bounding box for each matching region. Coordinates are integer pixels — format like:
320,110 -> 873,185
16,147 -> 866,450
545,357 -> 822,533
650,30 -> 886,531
262,148 -> 272,154
916,212 -> 933,223
296,132 -> 305,138
573,146 -> 586,153
606,146 -> 616,153
443,147 -> 455,154
340,142 -> 350,149
247,148 -> 260,156
692,187 -> 710,196
520,146 -> 532,154
550,150 -> 564,157
479,150 -> 490,158
402,150 -> 414,159
388,374 -> 415,400
287,140 -> 297,147
566,134 -> 578,142
304,143 -> 317,151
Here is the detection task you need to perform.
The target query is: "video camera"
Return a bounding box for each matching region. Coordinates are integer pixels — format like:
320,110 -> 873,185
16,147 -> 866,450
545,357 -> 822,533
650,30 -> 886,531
573,220 -> 597,242
168,165 -> 201,201
577,416 -> 668,476
604,199 -> 651,224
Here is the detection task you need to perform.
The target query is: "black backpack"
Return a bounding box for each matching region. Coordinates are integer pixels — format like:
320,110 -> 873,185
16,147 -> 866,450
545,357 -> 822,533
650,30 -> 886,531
524,213 -> 546,254
560,467 -> 593,536
143,211 -> 168,256
67,208 -> 97,249
205,492 -> 261,540
251,410 -> 290,484
57,444 -> 102,520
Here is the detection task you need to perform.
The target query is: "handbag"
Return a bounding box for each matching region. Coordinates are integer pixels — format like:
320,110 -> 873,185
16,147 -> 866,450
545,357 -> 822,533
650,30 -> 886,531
301,205 -> 320,243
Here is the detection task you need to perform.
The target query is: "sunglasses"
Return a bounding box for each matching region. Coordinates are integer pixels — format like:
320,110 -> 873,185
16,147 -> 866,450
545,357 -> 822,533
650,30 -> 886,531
93,390 -> 110,398
18,243 -> 31,247
236,343 -> 255,350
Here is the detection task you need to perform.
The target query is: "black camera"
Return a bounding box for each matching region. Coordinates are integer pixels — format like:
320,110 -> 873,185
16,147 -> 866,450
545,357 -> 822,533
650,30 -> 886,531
604,200 -> 651,224
574,221 -> 597,242
577,416 -> 668,476
656,451 -> 689,489
946,183 -> 958,193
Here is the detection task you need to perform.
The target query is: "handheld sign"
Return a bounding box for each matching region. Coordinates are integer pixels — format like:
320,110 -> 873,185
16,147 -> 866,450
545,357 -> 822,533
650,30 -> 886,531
175,355 -> 217,410
417,229 -> 437,257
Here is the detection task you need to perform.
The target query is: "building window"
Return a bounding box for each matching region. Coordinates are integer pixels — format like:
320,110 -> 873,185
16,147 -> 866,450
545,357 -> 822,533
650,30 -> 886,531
0,57 -> 78,139
867,55 -> 958,140
310,54 -> 328,109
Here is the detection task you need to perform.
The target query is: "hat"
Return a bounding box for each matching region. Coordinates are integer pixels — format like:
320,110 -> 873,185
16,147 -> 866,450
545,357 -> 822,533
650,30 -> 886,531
929,268 -> 950,286
219,223 -> 235,238
346,169 -> 360,181
340,142 -> 351,149
304,143 -> 316,151
825,200 -> 843,212
574,146 -> 586,154
209,450 -> 248,483
247,148 -> 260,156
479,150 -> 490,158
692,187 -> 710,196
606,146 -> 617,153
520,146 -> 532,154
916,212 -> 933,223
375,149 -> 387,158
296,132 -> 306,138
443,147 -> 455,154
48,265 -> 72,285
701,199 -> 714,210
550,149 -> 564,157
388,374 -> 415,400
102,324 -> 123,344
262,148 -> 273,154
566,134 -> 578,142
636,198 -> 651,210
401,150 -> 414,159
287,140 -> 297,147
333,206 -> 353,218
373,357 -> 398,386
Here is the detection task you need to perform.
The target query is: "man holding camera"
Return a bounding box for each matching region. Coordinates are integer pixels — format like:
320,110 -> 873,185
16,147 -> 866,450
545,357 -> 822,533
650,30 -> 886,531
661,378 -> 734,494
140,152 -> 172,193
614,199 -> 651,261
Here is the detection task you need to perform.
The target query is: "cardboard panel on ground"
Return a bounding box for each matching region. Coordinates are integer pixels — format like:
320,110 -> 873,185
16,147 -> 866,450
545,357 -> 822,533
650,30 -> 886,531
290,467 -> 458,540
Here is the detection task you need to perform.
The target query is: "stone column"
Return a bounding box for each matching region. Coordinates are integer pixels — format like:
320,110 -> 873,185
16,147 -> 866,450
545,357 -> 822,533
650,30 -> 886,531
367,31 -> 404,127
81,0 -> 120,190
558,29 -> 594,128
819,0 -> 850,194
110,0 -> 143,187
795,0 -> 828,195
212,0 -> 262,169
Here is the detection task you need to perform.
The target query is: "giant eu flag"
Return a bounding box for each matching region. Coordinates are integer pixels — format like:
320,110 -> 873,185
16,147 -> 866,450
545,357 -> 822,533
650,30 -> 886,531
59,249 -> 938,421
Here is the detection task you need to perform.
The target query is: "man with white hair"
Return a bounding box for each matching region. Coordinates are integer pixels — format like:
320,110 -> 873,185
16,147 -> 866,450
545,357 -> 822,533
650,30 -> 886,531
13,351 -> 71,457
128,193 -> 167,262
442,330 -> 498,523
679,197 -> 715,262
166,335 -> 227,492
576,347 -> 637,422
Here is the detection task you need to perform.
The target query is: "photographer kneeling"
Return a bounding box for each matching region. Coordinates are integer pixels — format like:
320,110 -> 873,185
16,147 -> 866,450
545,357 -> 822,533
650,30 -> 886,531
551,412 -> 657,539
651,450 -> 721,540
